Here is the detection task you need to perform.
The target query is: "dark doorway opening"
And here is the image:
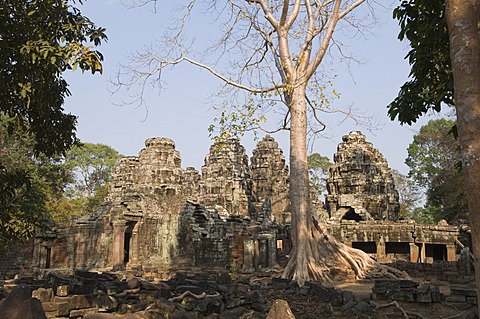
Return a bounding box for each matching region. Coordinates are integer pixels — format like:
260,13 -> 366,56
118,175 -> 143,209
426,244 -> 447,261
342,208 -> 362,222
352,242 -> 376,254
124,222 -> 136,264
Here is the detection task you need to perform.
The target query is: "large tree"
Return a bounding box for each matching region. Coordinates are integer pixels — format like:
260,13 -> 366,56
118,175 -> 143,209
390,0 -> 480,306
118,1 -> 405,284
0,0 -> 106,156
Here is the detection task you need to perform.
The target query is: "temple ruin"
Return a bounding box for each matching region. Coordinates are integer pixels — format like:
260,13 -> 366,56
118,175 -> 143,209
326,131 -> 400,222
0,132 -> 462,278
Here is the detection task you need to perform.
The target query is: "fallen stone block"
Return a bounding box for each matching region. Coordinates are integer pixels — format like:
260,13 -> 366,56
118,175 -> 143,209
154,297 -> 176,314
84,314 -> 121,319
451,287 -> 477,297
0,286 -> 47,319
444,294 -> 467,303
387,289 -> 416,302
266,299 -> 296,319
69,284 -> 96,295
56,285 -> 69,297
32,288 -> 54,303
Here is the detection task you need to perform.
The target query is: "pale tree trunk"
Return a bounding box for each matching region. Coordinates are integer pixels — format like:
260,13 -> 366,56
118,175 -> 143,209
446,0 -> 480,308
285,85 -> 316,285
282,86 -> 406,285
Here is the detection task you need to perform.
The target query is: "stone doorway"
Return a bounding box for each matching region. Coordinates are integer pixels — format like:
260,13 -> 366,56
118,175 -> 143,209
425,243 -> 447,262
124,221 -> 136,264
113,219 -> 140,270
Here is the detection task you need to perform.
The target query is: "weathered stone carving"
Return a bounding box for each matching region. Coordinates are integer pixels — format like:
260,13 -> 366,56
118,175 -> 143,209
198,138 -> 252,217
250,135 -> 290,224
326,131 -> 400,222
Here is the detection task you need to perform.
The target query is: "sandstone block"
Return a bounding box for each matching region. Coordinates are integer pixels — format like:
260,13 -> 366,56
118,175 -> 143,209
69,307 -> 98,318
0,286 -> 47,319
266,299 -> 296,319
33,287 -> 54,303
56,285 -> 69,297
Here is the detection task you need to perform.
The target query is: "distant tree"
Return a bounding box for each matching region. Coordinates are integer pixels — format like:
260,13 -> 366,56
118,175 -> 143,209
65,143 -> 122,198
307,153 -> 332,200
391,169 -> 421,220
405,118 -> 466,222
0,0 -> 106,156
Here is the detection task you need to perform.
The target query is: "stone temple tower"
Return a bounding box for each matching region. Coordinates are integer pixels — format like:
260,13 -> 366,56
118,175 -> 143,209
199,138 -> 252,216
250,135 -> 290,224
325,131 -> 400,222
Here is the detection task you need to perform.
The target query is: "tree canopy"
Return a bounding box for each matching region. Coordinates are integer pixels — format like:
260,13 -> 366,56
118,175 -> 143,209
388,0 -> 453,125
0,114 -> 71,246
405,118 -> 466,222
65,143 -> 122,198
0,0 -> 106,156
0,0 -> 106,243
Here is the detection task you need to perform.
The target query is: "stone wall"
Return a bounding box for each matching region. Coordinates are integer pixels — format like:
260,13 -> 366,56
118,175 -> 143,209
0,240 -> 34,278
328,220 -> 459,263
178,202 -> 277,272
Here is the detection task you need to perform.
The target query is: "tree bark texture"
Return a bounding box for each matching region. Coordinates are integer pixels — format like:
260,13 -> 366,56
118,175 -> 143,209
446,0 -> 480,308
282,86 -> 406,285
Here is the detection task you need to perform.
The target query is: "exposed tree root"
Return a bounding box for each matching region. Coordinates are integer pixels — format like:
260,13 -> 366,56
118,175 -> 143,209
282,217 -> 410,285
376,301 -> 427,319
169,290 -> 220,302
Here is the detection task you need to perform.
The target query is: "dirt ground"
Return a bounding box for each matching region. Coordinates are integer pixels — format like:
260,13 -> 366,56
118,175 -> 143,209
235,267 -> 477,319
257,276 -> 478,319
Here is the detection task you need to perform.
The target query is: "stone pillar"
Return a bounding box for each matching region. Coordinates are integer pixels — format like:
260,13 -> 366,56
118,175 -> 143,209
420,242 -> 426,263
258,239 -> 267,267
409,243 -> 419,263
254,240 -> 260,269
242,240 -> 255,273
376,238 -> 386,263
129,222 -> 140,267
269,237 -> 277,268
32,237 -> 42,269
446,244 -> 456,262
113,220 -> 126,271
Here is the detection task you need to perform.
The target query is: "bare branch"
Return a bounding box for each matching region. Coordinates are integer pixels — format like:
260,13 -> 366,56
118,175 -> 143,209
305,0 -> 342,79
339,0 -> 364,19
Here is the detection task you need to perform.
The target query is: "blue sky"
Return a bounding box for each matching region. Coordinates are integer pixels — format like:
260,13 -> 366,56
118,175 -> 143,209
64,1 -> 448,174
